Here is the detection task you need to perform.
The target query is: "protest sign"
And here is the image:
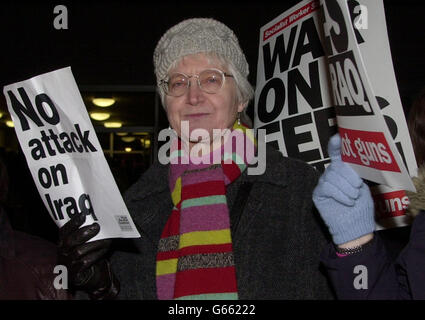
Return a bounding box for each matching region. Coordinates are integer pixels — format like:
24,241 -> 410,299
255,0 -> 335,172
345,0 -> 418,228
322,0 -> 414,190
255,0 -> 417,228
3,67 -> 141,241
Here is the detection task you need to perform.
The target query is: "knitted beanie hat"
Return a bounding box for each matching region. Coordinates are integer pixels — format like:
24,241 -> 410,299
153,18 -> 249,84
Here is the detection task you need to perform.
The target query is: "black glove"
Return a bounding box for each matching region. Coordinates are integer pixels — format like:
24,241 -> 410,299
58,213 -> 119,299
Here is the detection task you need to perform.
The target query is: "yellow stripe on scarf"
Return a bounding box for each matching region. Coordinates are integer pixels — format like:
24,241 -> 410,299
179,229 -> 232,249
171,176 -> 182,206
156,258 -> 178,276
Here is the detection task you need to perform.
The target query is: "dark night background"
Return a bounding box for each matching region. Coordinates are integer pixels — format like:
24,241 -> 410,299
0,0 -> 424,241
1,0 -> 424,99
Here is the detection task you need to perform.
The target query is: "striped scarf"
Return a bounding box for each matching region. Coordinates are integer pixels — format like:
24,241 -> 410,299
156,122 -> 255,300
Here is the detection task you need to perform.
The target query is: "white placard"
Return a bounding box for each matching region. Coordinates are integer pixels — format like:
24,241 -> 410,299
254,0 -> 417,228
3,67 -> 141,240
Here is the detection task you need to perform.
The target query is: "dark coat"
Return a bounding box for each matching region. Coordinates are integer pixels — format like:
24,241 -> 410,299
320,211 -> 425,300
396,209 -> 425,299
0,207 -> 71,300
110,145 -> 335,299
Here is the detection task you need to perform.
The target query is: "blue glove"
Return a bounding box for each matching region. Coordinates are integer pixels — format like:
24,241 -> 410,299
313,133 -> 375,245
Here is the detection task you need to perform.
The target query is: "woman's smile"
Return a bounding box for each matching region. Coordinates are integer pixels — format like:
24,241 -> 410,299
184,113 -> 210,119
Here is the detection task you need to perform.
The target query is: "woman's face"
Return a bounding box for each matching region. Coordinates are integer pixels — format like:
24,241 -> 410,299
164,53 -> 245,146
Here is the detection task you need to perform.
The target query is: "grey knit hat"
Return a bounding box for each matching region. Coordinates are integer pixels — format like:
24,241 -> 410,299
153,18 -> 249,84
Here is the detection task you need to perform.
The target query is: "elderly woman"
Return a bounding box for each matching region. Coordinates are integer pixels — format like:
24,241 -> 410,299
59,18 -> 336,300
121,17 -> 335,299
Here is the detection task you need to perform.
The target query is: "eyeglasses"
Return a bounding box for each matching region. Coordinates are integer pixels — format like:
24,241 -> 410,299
159,68 -> 234,97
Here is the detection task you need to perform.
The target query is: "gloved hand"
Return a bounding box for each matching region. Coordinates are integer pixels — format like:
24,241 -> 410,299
312,133 -> 375,245
58,213 -> 119,299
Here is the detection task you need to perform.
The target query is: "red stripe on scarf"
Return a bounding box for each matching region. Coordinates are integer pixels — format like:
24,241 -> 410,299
222,162 -> 241,182
157,243 -> 234,261
178,243 -> 234,256
162,207 -> 181,236
181,180 -> 226,200
173,267 -> 238,298
157,250 -> 179,261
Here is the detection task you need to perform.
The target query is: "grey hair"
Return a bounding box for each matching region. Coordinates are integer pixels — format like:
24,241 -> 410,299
157,53 -> 254,123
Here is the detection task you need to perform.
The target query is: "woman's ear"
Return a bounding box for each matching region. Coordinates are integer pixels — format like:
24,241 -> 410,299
237,101 -> 247,113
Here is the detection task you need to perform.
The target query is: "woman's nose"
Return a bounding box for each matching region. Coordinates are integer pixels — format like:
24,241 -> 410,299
186,79 -> 204,105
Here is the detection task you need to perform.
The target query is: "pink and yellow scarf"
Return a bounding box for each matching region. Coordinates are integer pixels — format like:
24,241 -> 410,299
156,122 -> 255,299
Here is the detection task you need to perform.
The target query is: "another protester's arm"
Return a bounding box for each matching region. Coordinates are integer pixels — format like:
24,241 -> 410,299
58,213 -> 119,299
395,210 -> 425,299
397,166 -> 425,299
313,133 -> 411,299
